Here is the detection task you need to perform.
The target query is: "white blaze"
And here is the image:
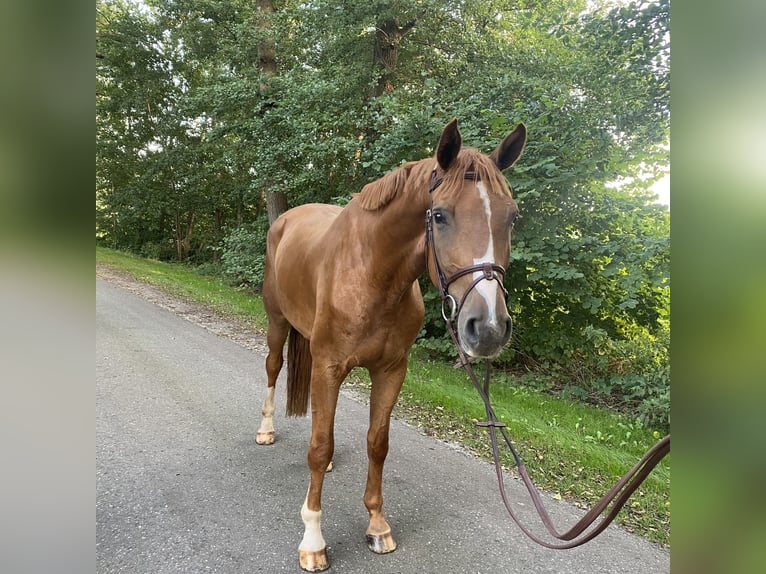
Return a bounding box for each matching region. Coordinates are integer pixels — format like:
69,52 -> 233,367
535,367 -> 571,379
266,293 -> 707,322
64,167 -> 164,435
473,181 -> 499,325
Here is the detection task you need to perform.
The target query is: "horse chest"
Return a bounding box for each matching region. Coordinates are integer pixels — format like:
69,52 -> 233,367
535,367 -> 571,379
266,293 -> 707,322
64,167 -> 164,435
310,284 -> 422,363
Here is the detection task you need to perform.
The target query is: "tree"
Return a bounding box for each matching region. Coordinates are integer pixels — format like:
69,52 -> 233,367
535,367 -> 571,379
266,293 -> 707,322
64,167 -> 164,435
255,0 -> 288,224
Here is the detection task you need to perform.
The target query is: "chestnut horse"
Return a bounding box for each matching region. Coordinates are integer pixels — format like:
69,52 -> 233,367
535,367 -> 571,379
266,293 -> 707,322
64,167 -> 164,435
256,119 -> 526,571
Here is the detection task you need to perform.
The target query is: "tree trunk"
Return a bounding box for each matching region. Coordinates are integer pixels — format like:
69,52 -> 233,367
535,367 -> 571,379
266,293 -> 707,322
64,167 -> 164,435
175,212 -> 183,260
175,211 -> 195,260
364,18 -> 416,153
373,20 -> 415,97
266,190 -> 288,225
256,0 -> 276,82
213,208 -> 223,261
257,0 -> 287,224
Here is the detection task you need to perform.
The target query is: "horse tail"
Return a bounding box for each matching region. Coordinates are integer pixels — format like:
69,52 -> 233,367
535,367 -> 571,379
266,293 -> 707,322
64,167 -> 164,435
286,327 -> 312,417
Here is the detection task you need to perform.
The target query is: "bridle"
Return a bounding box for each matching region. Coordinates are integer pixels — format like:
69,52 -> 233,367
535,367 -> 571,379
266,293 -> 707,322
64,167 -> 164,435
423,166 -> 671,549
425,167 -> 508,324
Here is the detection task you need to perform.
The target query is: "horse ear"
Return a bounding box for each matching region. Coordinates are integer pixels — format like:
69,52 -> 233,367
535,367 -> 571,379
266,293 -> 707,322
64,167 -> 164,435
490,123 -> 527,171
437,119 -> 462,170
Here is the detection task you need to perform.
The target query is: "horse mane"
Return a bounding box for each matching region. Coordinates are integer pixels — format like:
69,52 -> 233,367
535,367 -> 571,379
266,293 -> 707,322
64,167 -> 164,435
355,161 -> 418,211
354,147 -> 512,212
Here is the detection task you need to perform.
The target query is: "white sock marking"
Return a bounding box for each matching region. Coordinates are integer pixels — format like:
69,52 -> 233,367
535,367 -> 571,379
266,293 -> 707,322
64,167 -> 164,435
257,386 -> 275,435
299,495 -> 326,552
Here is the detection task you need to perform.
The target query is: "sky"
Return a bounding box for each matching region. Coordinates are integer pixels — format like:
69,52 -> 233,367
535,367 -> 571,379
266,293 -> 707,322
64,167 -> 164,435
651,174 -> 670,206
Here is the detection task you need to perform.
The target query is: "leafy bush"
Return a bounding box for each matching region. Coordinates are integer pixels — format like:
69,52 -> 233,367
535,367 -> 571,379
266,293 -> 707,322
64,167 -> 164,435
524,324 -> 670,432
194,261 -> 223,277
586,324 -> 670,431
140,241 -> 162,261
220,218 -> 269,288
415,284 -> 459,359
417,280 -> 670,432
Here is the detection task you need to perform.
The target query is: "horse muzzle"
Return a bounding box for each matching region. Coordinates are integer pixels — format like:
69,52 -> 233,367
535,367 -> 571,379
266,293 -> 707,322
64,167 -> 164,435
457,307 -> 512,358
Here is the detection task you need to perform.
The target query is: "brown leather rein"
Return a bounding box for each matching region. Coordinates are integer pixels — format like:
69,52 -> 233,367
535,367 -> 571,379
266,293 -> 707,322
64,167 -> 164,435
424,169 -> 670,549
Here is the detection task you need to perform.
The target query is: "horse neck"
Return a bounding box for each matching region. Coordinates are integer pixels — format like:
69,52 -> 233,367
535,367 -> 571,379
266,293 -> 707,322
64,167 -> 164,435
355,182 -> 430,293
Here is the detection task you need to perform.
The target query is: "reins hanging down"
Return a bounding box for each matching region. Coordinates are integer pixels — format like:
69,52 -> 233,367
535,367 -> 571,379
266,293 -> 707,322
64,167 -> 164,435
455,352 -> 669,549
425,174 -> 670,549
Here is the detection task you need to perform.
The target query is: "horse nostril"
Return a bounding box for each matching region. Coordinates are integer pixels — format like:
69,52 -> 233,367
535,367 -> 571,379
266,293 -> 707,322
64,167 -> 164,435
503,315 -> 513,341
465,317 -> 480,344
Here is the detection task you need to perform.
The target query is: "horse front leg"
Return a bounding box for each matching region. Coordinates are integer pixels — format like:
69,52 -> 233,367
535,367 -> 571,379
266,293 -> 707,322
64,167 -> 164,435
298,361 -> 347,572
363,359 -> 408,555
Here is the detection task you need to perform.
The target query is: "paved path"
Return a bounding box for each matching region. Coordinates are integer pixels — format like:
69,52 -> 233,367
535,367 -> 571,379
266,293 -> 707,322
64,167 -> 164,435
96,278 -> 670,573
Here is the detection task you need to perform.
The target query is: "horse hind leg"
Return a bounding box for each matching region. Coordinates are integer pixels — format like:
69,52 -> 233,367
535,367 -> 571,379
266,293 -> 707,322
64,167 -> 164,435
256,317 -> 289,445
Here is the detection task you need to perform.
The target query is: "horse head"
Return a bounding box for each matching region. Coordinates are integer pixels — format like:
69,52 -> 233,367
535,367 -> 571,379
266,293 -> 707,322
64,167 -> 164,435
426,119 -> 526,358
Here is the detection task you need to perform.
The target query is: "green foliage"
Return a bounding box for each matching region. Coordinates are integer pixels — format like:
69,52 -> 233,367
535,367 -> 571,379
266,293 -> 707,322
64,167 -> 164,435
513,322 -> 670,430
415,284 -> 459,360
220,218 -> 269,288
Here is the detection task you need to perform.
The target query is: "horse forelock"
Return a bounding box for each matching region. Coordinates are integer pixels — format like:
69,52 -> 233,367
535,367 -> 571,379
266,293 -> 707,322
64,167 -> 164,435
435,148 -> 513,202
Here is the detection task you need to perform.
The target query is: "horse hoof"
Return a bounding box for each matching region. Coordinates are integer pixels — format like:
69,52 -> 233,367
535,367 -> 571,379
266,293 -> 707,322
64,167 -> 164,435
299,548 -> 330,572
256,431 -> 275,445
326,460 -> 333,473
366,530 -> 397,554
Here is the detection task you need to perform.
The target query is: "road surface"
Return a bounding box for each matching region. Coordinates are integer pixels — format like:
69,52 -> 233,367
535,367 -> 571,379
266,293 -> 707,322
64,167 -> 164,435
96,277 -> 670,573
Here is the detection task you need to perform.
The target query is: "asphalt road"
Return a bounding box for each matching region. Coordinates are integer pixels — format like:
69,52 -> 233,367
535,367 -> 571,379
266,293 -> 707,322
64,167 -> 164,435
96,277 -> 670,573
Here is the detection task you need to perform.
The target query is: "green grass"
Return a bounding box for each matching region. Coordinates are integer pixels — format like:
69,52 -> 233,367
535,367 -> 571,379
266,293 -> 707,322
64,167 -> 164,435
97,246 -> 268,330
395,355 -> 669,543
96,246 -> 670,545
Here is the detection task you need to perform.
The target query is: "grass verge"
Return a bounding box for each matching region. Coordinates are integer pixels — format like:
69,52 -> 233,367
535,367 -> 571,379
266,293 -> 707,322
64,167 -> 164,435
97,246 -> 268,330
96,246 -> 670,546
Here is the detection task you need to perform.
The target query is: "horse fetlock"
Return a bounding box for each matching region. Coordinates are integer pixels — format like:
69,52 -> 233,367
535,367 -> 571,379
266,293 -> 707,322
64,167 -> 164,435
256,387 -> 277,445
300,501 -> 326,549
256,406 -> 276,445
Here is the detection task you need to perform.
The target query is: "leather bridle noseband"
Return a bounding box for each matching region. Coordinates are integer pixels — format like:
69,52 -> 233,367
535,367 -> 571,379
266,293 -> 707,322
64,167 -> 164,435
423,166 -> 670,549
425,168 -> 508,324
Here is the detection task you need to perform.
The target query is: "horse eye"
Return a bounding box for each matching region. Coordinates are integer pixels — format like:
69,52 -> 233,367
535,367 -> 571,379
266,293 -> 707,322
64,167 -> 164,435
433,210 -> 446,225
